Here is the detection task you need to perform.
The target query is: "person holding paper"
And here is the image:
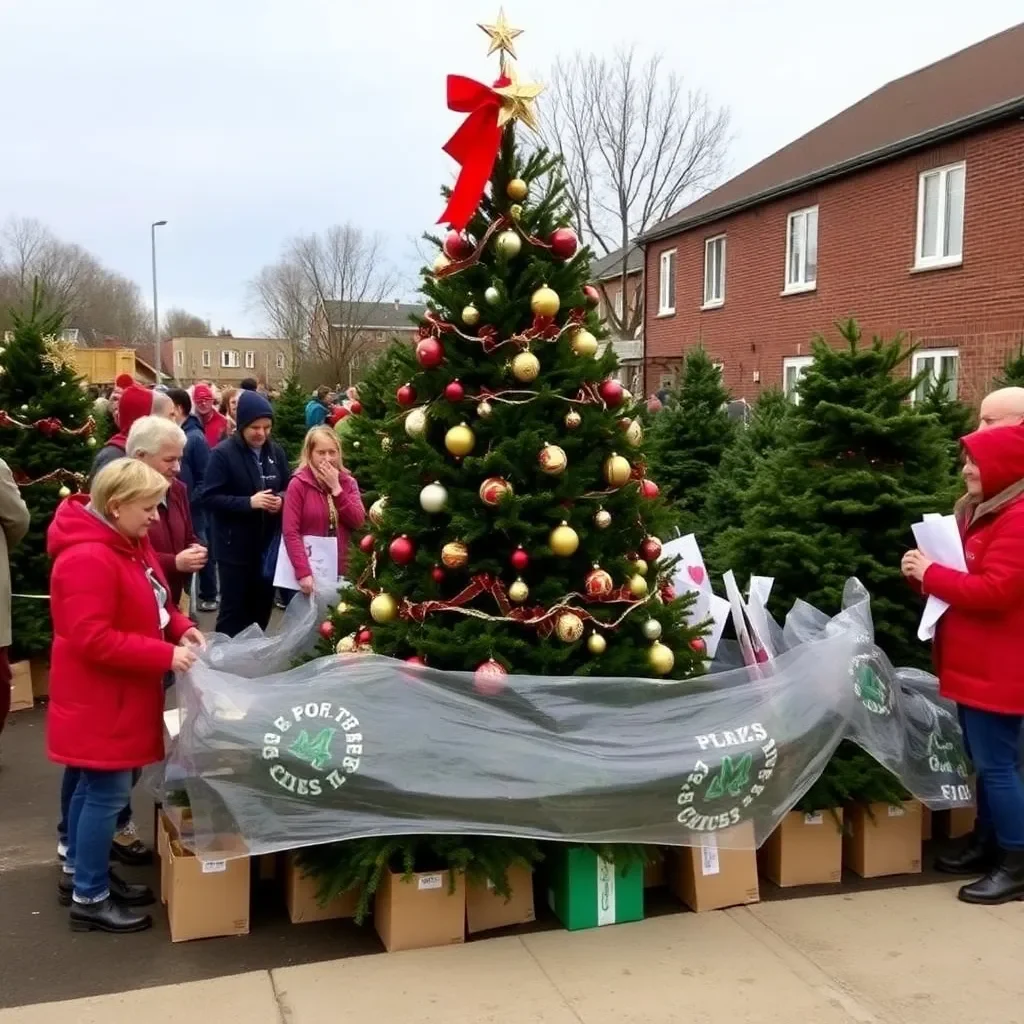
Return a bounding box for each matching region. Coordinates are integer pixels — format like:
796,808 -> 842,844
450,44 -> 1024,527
902,425 -> 1024,905
282,426 -> 365,596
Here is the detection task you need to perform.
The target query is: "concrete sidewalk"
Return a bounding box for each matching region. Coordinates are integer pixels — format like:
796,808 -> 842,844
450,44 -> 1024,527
4,882 -> 1022,1024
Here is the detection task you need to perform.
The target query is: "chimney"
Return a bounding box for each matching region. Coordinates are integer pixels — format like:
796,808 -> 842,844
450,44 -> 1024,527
393,298 -> 400,310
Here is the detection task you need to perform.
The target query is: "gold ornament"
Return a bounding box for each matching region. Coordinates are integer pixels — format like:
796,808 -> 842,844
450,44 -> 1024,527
571,329 -> 598,358
555,611 -> 585,644
530,285 -> 560,318
478,7 -> 523,61
511,351 -> 540,382
549,521 -> 579,557
368,496 -> 388,527
335,600 -> 350,616
509,203 -> 523,220
479,475 -> 512,506
508,578 -> 529,604
564,409 -> 581,430
584,565 -> 614,598
648,641 -> 675,676
506,178 -> 529,201
623,418 -> 644,448
445,422 -> 476,457
538,442 -> 567,476
41,334 -> 77,372
405,407 -> 428,438
86,436 -> 97,447
493,63 -> 544,132
628,574 -> 649,598
462,304 -> 481,326
603,452 -> 631,488
381,435 -> 393,452
593,507 -> 612,529
477,399 -> 494,419
336,634 -> 358,654
441,540 -> 469,569
632,558 -> 649,577
587,632 -> 607,656
484,286 -> 501,305
641,618 -> 663,641
495,230 -> 522,258
58,485 -> 71,498
433,253 -> 451,275
370,593 -> 398,624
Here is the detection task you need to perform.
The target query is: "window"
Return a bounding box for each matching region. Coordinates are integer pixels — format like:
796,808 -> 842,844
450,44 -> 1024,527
783,356 -> 813,402
245,350 -> 255,369
174,349 -> 183,367
201,349 -> 211,368
220,349 -> 240,369
703,235 -> 726,307
912,348 -> 959,403
613,290 -> 624,320
658,249 -> 676,315
276,352 -> 286,370
916,162 -> 965,269
785,206 -> 818,292
658,374 -> 675,391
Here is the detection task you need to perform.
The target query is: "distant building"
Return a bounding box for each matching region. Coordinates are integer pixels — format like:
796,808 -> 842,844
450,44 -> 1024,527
590,245 -> 644,394
168,336 -> 293,388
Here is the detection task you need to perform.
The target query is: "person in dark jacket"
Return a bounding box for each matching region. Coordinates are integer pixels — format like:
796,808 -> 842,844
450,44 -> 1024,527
200,390 -> 290,636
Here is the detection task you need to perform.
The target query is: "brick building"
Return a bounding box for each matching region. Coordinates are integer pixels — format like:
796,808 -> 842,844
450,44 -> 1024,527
641,23 -> 1024,405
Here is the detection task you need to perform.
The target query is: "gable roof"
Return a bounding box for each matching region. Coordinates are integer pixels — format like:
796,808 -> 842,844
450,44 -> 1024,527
643,22 -> 1024,242
323,300 -> 425,330
591,244 -> 643,281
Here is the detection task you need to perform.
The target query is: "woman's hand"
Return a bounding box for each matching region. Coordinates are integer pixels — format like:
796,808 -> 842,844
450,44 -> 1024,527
250,489 -> 277,511
175,544 -> 208,573
180,627 -> 206,649
298,575 -> 315,596
171,646 -> 198,673
316,462 -> 341,496
901,549 -> 933,582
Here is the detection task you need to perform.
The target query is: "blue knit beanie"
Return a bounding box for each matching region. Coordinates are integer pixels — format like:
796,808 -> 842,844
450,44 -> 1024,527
236,389 -> 274,431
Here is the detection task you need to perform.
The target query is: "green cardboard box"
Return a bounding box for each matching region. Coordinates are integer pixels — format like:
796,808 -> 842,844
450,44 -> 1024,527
546,845 -> 644,931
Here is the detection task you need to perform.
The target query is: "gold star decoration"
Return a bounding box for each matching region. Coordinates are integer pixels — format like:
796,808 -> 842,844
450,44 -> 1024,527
494,63 -> 544,133
41,334 -> 78,373
478,8 -> 523,62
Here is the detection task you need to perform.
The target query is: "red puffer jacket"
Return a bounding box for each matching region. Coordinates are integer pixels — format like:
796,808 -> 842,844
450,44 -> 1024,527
923,426 -> 1024,714
46,495 -> 192,770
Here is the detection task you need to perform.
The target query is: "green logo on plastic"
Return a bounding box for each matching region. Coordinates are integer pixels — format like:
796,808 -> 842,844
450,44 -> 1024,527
705,754 -> 752,800
853,661 -> 892,717
288,728 -> 336,772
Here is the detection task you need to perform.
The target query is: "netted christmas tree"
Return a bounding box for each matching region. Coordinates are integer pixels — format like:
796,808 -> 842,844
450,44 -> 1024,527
647,346 -> 735,540
0,285 -> 98,659
994,343 -> 1024,389
272,374 -> 310,463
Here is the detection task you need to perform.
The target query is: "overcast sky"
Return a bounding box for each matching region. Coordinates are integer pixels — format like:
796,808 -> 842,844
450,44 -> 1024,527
0,0 -> 1019,336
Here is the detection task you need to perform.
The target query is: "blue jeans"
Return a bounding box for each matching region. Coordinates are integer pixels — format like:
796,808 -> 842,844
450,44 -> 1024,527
65,769 -> 135,900
959,705 -> 1024,850
59,766 -> 134,841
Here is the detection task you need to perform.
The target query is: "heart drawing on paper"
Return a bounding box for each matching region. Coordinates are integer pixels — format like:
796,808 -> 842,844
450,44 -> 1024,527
687,565 -> 706,586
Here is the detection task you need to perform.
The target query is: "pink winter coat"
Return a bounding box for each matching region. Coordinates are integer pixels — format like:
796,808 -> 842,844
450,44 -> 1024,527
282,465 -> 365,580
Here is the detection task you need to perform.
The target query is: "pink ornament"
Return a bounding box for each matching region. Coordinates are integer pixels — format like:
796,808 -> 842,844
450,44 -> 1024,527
389,535 -> 416,565
640,536 -> 663,562
690,637 -> 707,656
598,379 -> 625,408
431,564 -> 445,583
474,658 -> 508,695
443,230 -> 474,261
444,379 -> 465,403
583,284 -> 600,307
396,383 -> 417,407
640,478 -> 660,499
318,620 -> 335,640
357,628 -> 373,646
510,546 -> 529,572
415,337 -> 445,369
359,534 -> 375,553
405,655 -> 427,666
549,227 -> 579,260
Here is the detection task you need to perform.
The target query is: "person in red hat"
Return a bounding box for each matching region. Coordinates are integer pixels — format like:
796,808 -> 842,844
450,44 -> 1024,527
192,384 -> 229,448
90,380 -> 173,481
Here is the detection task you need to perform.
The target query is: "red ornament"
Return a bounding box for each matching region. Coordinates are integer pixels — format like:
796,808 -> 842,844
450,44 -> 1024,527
396,383 -> 417,407
444,379 -> 466,403
349,400 -> 363,415
598,379 -> 625,408
474,658 -> 508,696
640,478 -> 660,499
549,227 -> 579,260
660,583 -> 676,602
389,535 -> 416,565
640,536 -> 663,562
431,564 -> 446,583
479,475 -> 512,507
583,284 -> 600,307
690,637 -> 708,656
318,620 -> 335,640
358,628 -> 373,646
584,565 -> 614,599
405,655 -> 427,666
443,229 -> 474,261
416,337 -> 445,369
510,546 -> 529,572
359,534 -> 375,553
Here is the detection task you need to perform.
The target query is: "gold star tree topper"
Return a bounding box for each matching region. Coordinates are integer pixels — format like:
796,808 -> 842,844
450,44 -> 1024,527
478,7 -> 523,62
478,9 -> 543,133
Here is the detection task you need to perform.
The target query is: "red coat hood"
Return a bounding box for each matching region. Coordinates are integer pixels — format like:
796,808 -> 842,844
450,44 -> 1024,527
961,426 -> 1024,501
47,494 -> 140,560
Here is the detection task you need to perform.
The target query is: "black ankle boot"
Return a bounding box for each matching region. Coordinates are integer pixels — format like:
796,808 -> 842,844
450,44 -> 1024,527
958,850 -> 1024,905
59,870 -> 155,908
935,828 -> 1000,875
68,897 -> 152,933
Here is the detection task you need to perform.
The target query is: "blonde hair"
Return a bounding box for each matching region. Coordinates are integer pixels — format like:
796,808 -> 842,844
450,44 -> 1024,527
299,425 -> 341,469
90,458 -> 169,517
126,415 -> 186,458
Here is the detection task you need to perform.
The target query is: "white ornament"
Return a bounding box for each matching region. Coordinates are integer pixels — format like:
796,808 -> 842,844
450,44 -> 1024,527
419,481 -> 448,514
405,407 -> 428,438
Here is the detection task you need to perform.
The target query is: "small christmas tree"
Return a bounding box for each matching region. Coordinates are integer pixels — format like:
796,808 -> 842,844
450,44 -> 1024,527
272,374 -> 310,463
0,284 -> 97,659
918,370 -> 974,477
994,343 -> 1024,389
647,347 -> 735,540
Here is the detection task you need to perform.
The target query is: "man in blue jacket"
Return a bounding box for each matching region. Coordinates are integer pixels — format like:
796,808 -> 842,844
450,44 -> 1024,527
304,386 -> 334,427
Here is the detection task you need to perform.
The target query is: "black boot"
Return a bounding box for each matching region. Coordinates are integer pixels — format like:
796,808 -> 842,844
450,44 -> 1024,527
935,828 -> 1000,875
59,870 -> 155,908
68,897 -> 152,934
958,850 -> 1024,905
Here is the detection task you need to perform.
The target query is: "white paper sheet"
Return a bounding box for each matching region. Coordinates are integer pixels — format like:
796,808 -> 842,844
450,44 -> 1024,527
273,535 -> 339,591
723,570 -> 760,669
746,576 -> 776,661
662,534 -> 729,657
912,514 -> 966,641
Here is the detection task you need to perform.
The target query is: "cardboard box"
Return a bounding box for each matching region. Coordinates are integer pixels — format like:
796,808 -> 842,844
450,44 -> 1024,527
374,868 -> 465,953
921,806 -> 933,842
29,657 -> 49,698
759,810 -> 844,888
165,825 -> 250,942
284,852 -> 359,924
465,863 -> 535,934
670,821 -> 760,912
9,660 -> 32,712
843,801 -> 922,878
546,846 -> 644,931
947,805 -> 976,839
158,813 -> 171,905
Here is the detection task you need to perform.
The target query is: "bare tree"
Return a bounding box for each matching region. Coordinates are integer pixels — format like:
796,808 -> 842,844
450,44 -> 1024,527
248,259 -> 316,345
538,48 -> 730,340
164,307 -> 211,338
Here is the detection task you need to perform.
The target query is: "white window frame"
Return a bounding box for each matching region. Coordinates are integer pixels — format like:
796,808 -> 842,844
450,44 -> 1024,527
658,249 -> 676,315
784,206 -> 818,294
613,289 -> 624,320
201,349 -> 211,368
245,349 -> 255,369
915,162 -> 966,270
911,347 -> 960,404
276,352 -> 285,370
658,373 -> 675,390
703,235 -> 726,308
220,349 -> 240,369
174,349 -> 183,367
783,355 -> 813,402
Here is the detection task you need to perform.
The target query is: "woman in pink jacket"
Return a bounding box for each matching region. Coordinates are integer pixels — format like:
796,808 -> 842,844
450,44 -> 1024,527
282,426 -> 366,595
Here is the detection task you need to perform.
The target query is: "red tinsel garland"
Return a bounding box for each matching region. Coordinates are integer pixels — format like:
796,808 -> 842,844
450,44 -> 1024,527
0,409 -> 95,437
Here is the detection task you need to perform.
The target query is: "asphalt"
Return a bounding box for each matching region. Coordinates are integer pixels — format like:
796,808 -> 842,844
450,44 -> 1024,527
0,700 -> 966,1012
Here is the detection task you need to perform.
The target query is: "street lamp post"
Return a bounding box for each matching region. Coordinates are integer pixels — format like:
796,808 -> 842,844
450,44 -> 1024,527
151,219 -> 167,355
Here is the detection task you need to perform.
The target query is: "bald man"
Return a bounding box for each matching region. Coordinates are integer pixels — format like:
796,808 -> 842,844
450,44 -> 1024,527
979,387 -> 1024,430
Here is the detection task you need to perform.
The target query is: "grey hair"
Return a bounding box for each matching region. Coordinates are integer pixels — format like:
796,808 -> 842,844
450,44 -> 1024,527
151,391 -> 174,417
126,415 -> 186,457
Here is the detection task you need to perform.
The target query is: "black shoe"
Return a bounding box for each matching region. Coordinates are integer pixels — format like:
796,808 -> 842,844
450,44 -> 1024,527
958,850 -> 1024,905
69,897 -> 152,934
197,599 -> 218,613
59,870 -> 155,908
110,824 -> 153,867
935,828 -> 1000,875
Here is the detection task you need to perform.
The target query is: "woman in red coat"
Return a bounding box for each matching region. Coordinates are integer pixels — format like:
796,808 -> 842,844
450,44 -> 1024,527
902,424 -> 1024,905
48,459 -> 204,934
282,426 -> 365,596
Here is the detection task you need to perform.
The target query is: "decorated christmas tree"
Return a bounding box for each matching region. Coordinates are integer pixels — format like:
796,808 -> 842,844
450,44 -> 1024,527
0,285 -> 98,659
271,374 -> 310,463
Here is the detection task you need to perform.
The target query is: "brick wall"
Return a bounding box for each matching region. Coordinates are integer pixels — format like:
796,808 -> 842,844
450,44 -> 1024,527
644,119 -> 1024,404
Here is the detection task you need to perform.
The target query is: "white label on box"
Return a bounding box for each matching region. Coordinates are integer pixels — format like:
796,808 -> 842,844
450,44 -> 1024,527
418,872 -> 443,891
888,805 -> 906,818
804,812 -> 824,825
486,878 -> 495,890
201,859 -> 227,874
596,856 -> 616,926
700,837 -> 720,877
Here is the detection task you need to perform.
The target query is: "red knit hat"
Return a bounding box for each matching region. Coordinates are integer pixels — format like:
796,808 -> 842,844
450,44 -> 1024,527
116,386 -> 154,433
114,374 -> 135,389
